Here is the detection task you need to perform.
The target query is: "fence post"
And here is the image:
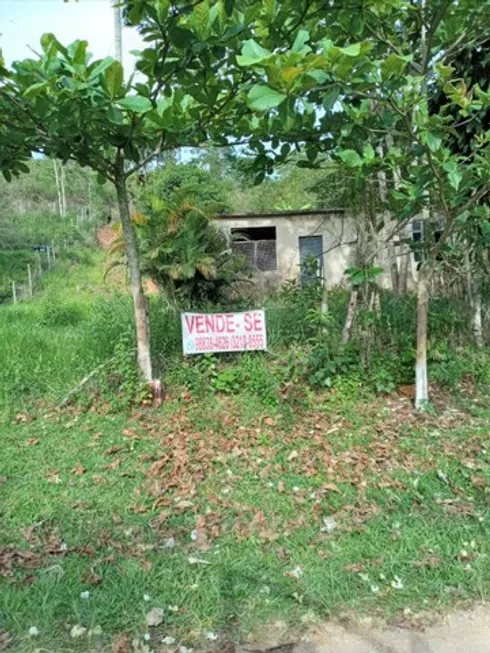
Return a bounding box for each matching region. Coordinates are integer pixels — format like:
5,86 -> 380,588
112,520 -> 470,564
47,246 -> 52,268
51,240 -> 56,262
37,252 -> 42,277
12,281 -> 17,305
27,264 -> 33,298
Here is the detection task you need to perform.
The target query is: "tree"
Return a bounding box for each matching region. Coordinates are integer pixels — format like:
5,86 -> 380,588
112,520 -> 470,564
0,1 -> 263,384
233,0 -> 490,407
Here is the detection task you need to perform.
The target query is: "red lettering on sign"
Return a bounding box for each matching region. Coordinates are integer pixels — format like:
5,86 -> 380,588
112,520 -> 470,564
244,312 -> 253,332
195,315 -> 205,334
185,315 -> 196,334
253,313 -> 263,332
225,314 -> 235,333
205,315 -> 215,333
216,314 -> 226,333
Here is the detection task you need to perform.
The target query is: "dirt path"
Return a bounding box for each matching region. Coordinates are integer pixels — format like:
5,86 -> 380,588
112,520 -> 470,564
243,606 -> 490,653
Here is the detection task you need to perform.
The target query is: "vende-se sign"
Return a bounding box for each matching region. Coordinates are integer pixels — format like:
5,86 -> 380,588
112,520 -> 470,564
182,310 -> 267,355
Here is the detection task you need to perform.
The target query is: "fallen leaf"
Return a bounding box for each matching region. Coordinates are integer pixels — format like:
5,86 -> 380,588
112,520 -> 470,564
143,560 -> 153,573
145,607 -> 164,627
323,483 -> 339,492
104,446 -> 124,456
105,458 -> 121,471
284,566 -> 303,579
322,517 -> 338,533
70,625 -> 87,638
46,470 -> 61,484
175,500 -> 194,510
412,555 -> 441,569
0,477 -> 7,485
130,504 -> 148,514
288,450 -> 298,461
25,438 -> 40,447
187,557 -> 211,565
112,632 -> 131,653
71,463 -> 86,475
82,571 -> 103,586
89,625 -> 103,637
0,631 -> 12,650
345,563 -> 365,573
278,481 -> 285,494
264,417 -> 276,427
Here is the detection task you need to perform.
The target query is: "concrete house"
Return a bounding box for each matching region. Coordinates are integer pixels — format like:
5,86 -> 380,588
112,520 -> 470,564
215,208 -> 407,292
214,209 -> 415,293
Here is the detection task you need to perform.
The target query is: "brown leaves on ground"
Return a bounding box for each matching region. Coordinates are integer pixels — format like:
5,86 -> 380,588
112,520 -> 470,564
0,548 -> 43,579
0,631 -> 12,651
104,445 -> 124,456
112,632 -> 132,653
71,463 -> 86,475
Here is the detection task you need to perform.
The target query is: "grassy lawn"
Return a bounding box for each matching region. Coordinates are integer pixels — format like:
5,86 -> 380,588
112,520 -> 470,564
2,388 -> 490,652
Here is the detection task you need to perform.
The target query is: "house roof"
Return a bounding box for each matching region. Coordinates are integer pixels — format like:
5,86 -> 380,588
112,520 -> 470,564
215,208 -> 346,220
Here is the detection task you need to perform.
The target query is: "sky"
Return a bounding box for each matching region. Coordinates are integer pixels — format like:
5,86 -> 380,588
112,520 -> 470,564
0,0 -> 144,70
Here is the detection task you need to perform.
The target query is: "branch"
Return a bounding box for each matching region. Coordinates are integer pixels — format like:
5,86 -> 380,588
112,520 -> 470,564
124,135 -> 165,178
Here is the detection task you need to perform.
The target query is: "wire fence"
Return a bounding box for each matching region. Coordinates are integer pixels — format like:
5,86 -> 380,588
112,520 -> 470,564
10,243 -> 58,304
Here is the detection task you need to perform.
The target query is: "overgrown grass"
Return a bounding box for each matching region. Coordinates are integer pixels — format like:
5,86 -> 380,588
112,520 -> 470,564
0,252 -> 488,416
2,392 -> 490,652
2,253 -> 490,651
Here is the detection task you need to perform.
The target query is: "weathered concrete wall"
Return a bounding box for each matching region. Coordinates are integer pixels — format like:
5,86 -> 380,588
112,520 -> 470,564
215,212 -> 357,289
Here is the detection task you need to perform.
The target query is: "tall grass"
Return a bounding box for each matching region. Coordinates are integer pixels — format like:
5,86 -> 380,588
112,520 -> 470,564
0,250 -> 485,415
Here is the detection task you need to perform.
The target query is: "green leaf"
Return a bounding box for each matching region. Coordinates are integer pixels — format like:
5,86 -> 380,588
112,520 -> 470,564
363,143 -> 375,160
69,39 -> 89,65
107,106 -> 125,124
155,0 -> 170,21
424,132 -> 442,152
338,43 -> 361,57
2,169 -> 12,182
448,170 -> 462,190
381,53 -> 412,79
117,95 -> 153,114
96,173 -> 108,185
442,161 -> 463,190
338,149 -> 363,167
24,81 -> 48,98
105,61 -> 123,100
40,33 -> 67,56
237,39 -> 272,66
89,57 -> 117,80
247,84 -> 286,111
224,0 -> 235,16
323,87 -> 340,112
292,30 -> 310,54
169,26 -> 194,48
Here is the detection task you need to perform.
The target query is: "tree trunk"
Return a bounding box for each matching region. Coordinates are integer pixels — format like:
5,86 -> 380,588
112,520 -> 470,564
115,173 -> 153,382
342,288 -> 358,345
376,143 -> 399,294
398,245 -> 410,295
415,265 -> 430,408
53,159 -> 63,217
60,163 -> 67,216
113,0 -> 123,64
472,282 -> 484,348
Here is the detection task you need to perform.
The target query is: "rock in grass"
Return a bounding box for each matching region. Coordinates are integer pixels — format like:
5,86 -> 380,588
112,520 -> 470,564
145,607 -> 164,627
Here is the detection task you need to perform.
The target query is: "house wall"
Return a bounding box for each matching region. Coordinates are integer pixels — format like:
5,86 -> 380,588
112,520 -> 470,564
215,212 -> 415,292
215,212 -> 357,289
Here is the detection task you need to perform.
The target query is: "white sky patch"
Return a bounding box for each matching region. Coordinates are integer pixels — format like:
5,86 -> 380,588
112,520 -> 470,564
0,0 -> 144,72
